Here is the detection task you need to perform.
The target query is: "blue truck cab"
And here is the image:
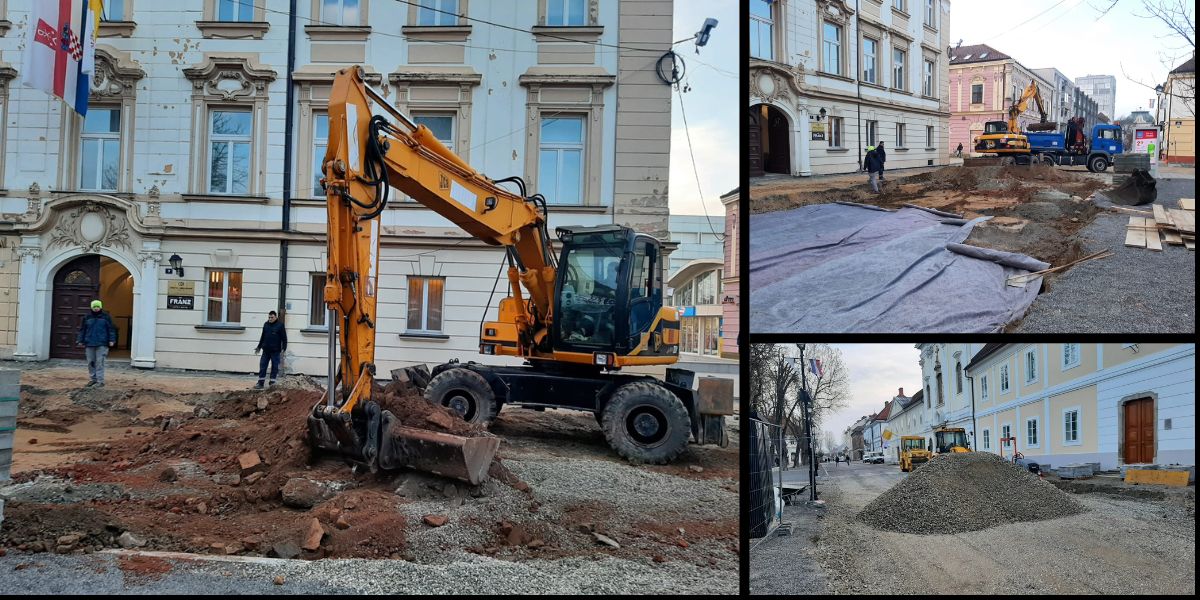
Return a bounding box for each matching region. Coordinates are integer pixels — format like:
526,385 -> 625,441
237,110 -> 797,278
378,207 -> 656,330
1023,124 -> 1123,172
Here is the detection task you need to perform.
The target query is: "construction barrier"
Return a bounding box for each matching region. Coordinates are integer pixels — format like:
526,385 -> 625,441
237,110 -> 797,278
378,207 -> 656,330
749,418 -> 783,541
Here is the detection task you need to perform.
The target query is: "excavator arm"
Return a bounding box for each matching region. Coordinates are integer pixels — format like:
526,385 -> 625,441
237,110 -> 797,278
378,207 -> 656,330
1009,80 -> 1055,133
319,67 -> 556,419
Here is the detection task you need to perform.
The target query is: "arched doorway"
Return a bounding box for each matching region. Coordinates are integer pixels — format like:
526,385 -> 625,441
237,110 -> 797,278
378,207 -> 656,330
50,255 -> 134,359
749,104 -> 791,176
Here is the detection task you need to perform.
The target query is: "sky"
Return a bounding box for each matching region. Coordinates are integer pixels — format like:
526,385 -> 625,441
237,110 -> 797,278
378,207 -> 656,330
822,344 -> 923,448
668,0 -> 737,220
949,0 -> 1195,118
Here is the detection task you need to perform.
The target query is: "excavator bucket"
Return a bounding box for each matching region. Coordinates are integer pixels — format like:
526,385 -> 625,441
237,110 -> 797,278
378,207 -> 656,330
379,413 -> 499,485
1106,169 -> 1158,206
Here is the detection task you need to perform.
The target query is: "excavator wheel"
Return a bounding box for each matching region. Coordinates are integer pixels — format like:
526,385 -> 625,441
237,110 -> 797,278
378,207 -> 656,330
600,381 -> 690,465
424,368 -> 497,426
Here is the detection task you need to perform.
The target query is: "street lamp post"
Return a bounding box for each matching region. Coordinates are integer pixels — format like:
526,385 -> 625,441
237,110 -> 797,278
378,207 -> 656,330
791,346 -> 817,502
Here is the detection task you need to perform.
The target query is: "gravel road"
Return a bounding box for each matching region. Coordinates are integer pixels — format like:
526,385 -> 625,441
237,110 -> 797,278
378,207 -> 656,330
1014,177 -> 1195,333
755,461 -> 1195,594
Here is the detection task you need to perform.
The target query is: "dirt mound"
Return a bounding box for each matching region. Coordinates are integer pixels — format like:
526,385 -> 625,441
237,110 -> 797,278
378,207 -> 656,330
374,381 -> 486,438
856,452 -> 1086,534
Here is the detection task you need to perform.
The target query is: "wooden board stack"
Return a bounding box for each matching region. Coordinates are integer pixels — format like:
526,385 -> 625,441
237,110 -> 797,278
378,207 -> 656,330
1127,198 -> 1195,251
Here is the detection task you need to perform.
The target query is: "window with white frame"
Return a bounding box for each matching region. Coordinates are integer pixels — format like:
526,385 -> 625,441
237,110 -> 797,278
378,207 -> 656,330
1000,364 -> 1010,392
981,374 -> 989,399
1001,424 -> 1011,447
925,0 -> 935,27
311,112 -> 328,198
309,273 -> 327,329
407,276 -> 445,333
863,37 -> 878,84
1026,417 -> 1039,447
830,117 -> 843,147
923,60 -> 934,96
418,0 -> 458,26
1064,408 -> 1080,443
893,0 -> 906,11
206,269 -> 243,324
896,123 -> 905,147
413,112 -> 455,151
926,125 -> 934,148
539,115 -> 585,205
321,0 -> 361,25
1062,343 -> 1081,369
983,428 -> 990,449
546,0 -> 585,26
823,22 -> 842,76
1024,347 -> 1037,383
217,0 -> 254,22
102,0 -> 126,21
971,83 -> 983,104
208,109 -> 252,195
866,120 -> 878,145
80,108 -> 121,192
893,47 -> 906,90
749,0 -> 774,61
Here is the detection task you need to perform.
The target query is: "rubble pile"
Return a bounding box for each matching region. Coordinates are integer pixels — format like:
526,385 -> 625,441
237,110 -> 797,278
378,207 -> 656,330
856,452 -> 1086,534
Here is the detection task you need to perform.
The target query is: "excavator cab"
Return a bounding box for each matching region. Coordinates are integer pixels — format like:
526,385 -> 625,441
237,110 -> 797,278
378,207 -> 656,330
553,225 -> 668,359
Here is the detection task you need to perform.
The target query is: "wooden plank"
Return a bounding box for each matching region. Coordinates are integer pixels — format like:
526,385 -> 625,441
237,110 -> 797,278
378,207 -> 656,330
1163,229 -> 1184,245
1169,209 -> 1195,234
1125,469 -> 1190,487
1180,198 -> 1195,210
1152,204 -> 1171,226
1125,217 -> 1147,248
1146,228 -> 1163,251
1185,238 -> 1196,251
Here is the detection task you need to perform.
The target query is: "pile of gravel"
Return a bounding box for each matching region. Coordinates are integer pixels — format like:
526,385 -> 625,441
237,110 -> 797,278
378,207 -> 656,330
856,452 -> 1086,534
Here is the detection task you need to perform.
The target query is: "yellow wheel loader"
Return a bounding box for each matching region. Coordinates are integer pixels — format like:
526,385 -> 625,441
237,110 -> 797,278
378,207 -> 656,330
932,427 -> 972,455
306,67 -> 732,483
899,436 -> 932,472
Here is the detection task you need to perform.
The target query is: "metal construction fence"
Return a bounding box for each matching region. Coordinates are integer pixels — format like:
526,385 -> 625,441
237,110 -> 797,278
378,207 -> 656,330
748,418 -> 783,544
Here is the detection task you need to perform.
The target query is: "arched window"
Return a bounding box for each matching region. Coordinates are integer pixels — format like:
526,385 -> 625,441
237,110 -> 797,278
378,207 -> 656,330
955,362 -> 963,394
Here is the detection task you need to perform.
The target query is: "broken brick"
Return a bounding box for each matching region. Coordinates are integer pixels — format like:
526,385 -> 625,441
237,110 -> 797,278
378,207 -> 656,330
676,539 -> 689,549
424,410 -> 456,431
301,518 -> 325,551
237,451 -> 265,476
335,514 -> 351,530
423,514 -> 448,527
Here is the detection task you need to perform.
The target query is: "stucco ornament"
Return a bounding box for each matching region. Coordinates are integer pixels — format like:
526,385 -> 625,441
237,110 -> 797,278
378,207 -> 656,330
750,62 -> 805,106
48,202 -> 132,253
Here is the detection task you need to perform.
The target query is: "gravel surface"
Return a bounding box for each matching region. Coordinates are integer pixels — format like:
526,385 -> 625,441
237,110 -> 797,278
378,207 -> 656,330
750,502 -> 830,595
1014,177 -> 1195,333
0,551 -> 739,595
856,453 -> 1085,534
811,461 -> 1194,594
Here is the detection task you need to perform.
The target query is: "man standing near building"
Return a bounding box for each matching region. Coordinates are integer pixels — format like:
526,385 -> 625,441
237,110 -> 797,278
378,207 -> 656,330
254,311 -> 288,389
76,300 -> 116,388
875,141 -> 887,182
864,146 -> 884,193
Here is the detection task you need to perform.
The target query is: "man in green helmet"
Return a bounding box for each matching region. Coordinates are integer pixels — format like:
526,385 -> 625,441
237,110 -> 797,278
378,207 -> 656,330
76,299 -> 117,388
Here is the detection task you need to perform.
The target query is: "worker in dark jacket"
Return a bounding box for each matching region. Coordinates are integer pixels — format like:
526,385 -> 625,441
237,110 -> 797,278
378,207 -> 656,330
875,141 -> 887,182
864,146 -> 884,193
254,310 -> 288,388
77,300 -> 117,388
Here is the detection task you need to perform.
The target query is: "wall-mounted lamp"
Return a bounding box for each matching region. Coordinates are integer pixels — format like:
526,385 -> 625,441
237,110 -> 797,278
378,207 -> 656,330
1154,84 -> 1164,94
818,107 -> 827,121
169,253 -> 184,277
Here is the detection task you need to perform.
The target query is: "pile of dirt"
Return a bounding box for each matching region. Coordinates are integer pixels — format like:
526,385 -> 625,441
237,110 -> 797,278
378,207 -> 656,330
856,452 -> 1086,534
374,381 -> 487,438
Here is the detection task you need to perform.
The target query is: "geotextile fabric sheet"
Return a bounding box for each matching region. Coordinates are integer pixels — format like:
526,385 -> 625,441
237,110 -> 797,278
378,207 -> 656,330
750,204 -> 1050,333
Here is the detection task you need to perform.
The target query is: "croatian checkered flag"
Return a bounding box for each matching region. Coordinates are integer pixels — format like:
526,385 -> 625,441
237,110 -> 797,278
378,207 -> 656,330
20,0 -> 95,116
809,358 -> 823,378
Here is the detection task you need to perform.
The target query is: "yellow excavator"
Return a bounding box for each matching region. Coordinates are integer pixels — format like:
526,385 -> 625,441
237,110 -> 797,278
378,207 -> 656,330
972,79 -> 1056,159
306,67 -> 732,483
932,427 -> 972,455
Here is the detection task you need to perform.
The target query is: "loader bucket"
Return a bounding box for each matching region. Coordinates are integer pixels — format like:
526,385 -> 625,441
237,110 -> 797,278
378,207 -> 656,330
1106,169 -> 1157,206
378,411 -> 499,485
1026,122 -> 1058,132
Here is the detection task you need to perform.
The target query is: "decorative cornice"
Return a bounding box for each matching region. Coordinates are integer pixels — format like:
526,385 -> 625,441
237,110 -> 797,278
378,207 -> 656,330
749,60 -> 805,105
90,48 -> 146,99
195,21 -> 270,40
47,202 -> 133,254
183,56 -> 278,100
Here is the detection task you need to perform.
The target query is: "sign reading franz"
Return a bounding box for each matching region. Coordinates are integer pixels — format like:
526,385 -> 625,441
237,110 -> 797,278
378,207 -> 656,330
167,280 -> 195,310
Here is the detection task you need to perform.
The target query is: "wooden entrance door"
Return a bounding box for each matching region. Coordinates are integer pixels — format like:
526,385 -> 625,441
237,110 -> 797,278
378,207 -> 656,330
748,107 -> 764,177
764,107 -> 791,174
1124,397 -> 1155,464
50,255 -> 101,359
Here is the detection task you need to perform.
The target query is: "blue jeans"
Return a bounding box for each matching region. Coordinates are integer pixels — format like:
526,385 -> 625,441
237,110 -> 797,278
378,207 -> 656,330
257,351 -> 282,384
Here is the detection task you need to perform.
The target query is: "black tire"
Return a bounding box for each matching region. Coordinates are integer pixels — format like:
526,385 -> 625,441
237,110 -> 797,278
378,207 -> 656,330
1089,156 -> 1108,173
600,381 -> 690,465
423,368 -> 497,426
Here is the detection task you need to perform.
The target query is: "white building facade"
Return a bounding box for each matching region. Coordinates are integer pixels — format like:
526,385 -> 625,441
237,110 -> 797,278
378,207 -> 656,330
0,1 -> 675,375
748,0 -> 952,177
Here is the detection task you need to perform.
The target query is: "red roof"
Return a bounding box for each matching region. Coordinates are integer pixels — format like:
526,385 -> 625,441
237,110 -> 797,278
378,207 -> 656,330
875,401 -> 892,421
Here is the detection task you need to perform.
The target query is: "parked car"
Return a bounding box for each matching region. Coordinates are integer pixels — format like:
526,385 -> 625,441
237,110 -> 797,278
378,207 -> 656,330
862,451 -> 885,464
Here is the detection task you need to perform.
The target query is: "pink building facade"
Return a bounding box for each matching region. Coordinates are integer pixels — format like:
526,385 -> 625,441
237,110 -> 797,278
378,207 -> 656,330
720,188 -> 739,360
947,45 -> 1053,156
